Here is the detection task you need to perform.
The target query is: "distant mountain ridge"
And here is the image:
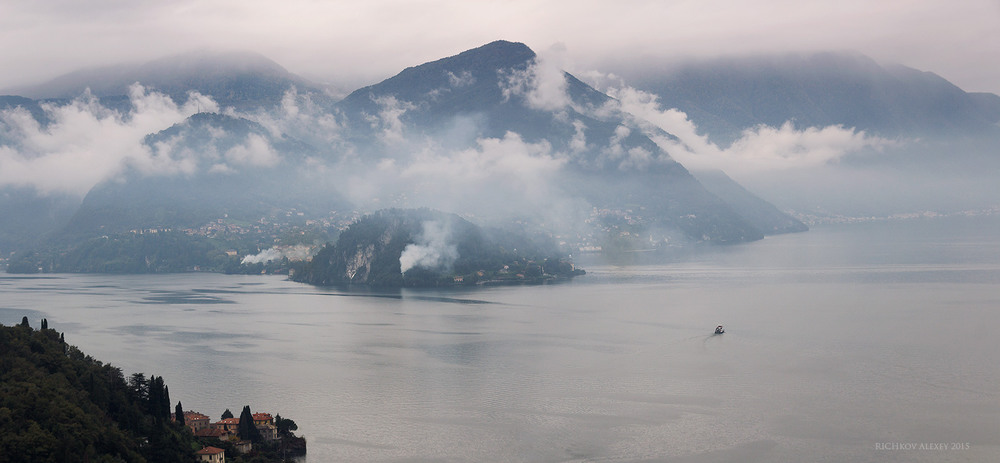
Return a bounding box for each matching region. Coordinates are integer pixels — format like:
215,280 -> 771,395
4,50 -> 330,110
622,51 -> 1000,145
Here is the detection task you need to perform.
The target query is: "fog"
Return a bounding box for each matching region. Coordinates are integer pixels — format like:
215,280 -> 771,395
0,85 -> 217,195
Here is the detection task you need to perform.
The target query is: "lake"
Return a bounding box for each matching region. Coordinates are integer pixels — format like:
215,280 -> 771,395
2,215 -> 999,462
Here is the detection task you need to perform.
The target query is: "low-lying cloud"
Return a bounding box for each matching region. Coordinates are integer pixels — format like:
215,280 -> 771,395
593,77 -> 892,177
500,46 -> 572,111
0,84 -> 218,195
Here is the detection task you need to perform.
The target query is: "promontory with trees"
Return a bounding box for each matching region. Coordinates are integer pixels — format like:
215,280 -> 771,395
0,318 -> 304,462
292,208 -> 585,288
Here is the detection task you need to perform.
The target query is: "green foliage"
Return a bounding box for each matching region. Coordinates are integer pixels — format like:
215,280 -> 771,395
274,414 -> 297,437
221,409 -> 234,420
0,322 -> 197,462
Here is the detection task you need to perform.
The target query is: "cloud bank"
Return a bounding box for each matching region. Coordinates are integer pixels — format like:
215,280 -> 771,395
593,78 -> 891,178
0,85 -> 218,195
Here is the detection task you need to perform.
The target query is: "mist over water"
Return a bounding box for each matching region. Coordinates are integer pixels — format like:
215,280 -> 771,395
2,216 -> 998,462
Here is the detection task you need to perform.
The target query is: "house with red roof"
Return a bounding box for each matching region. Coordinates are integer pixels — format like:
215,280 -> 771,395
181,411 -> 211,432
195,446 -> 225,462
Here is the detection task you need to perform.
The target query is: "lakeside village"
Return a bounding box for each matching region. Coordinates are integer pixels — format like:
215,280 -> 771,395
179,207 -> 643,257
176,205 -> 1000,266
176,408 -> 306,462
139,206 -> 651,261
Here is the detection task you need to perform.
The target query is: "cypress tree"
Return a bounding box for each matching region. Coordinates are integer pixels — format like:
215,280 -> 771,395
238,405 -> 263,443
147,376 -> 161,418
175,402 -> 185,425
162,385 -> 170,420
221,409 -> 234,420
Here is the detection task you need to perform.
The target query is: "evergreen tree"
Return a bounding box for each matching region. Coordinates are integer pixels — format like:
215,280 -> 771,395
238,405 -> 264,443
19,316 -> 29,328
129,373 -> 148,401
275,414 -> 298,437
146,376 -> 171,420
175,402 -> 185,425
162,385 -> 171,420
221,408 -> 234,420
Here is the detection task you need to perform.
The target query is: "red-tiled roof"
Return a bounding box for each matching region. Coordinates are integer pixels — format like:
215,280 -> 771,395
194,428 -> 225,438
196,446 -> 225,455
216,418 -> 240,425
252,412 -> 272,420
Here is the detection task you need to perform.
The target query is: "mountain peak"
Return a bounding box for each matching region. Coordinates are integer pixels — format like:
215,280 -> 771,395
451,40 -> 536,64
337,40 -> 537,122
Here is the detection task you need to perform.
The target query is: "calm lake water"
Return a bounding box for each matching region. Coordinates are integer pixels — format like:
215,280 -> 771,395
2,216 -> 999,462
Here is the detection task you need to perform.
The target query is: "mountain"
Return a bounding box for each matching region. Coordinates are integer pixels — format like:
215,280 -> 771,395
5,50 -> 331,110
692,170 -> 808,234
59,112 -> 338,240
337,40 -> 669,160
333,40 -> 798,242
622,52 -> 1000,145
4,42 -> 817,274
0,52 -> 338,257
0,188 -> 79,252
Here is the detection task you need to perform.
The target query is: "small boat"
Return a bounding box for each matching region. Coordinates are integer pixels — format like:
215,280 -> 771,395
714,325 -> 725,334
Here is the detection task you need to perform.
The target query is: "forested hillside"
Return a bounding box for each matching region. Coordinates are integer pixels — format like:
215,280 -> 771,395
0,319 -> 196,462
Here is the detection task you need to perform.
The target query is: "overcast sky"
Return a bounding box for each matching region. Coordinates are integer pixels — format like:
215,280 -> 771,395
1,0 -> 999,94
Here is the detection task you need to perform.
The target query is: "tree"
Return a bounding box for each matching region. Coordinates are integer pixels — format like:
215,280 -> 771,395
221,409 -> 234,420
148,376 -> 165,419
19,316 -> 29,328
238,405 -> 264,443
129,373 -> 148,401
275,414 -> 298,437
162,385 -> 171,420
175,402 -> 185,426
